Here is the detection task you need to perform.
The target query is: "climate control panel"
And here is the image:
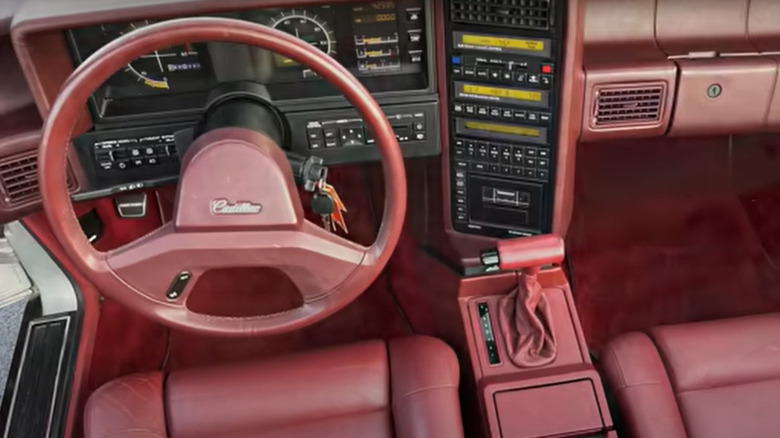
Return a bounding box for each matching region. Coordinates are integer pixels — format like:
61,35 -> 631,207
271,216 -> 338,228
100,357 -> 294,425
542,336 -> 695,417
445,0 -> 565,238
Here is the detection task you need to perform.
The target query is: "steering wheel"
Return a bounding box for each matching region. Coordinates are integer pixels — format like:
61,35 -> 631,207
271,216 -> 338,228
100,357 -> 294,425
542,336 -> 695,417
39,18 -> 407,336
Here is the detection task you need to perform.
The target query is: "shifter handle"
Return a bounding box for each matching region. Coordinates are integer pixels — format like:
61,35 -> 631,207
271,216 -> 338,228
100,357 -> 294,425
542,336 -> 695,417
481,234 -> 565,273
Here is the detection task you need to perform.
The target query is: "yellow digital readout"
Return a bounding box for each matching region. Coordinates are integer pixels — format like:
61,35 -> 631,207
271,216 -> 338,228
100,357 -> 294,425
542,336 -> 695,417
462,84 -> 543,102
462,34 -> 545,52
465,121 -> 541,138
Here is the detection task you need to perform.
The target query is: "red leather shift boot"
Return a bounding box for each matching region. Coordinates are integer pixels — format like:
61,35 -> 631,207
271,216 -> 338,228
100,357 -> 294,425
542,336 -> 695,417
498,273 -> 557,367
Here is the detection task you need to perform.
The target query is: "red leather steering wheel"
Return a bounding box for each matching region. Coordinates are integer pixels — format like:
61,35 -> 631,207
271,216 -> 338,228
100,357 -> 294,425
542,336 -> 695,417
39,18 -> 407,336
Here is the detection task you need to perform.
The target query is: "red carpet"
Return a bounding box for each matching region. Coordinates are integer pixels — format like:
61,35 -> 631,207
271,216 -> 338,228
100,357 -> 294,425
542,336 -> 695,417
567,137 -> 780,351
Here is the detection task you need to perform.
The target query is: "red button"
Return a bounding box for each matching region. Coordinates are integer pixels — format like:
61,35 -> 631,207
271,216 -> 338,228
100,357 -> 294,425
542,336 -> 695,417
542,64 -> 553,74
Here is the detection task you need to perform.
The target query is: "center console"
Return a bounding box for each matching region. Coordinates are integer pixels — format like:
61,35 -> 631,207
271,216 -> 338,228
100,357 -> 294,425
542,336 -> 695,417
444,0 -> 565,238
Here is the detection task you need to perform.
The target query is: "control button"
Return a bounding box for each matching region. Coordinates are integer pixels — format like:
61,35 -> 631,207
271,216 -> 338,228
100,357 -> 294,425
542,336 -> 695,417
131,158 -> 144,167
455,197 -> 467,206
323,128 -> 338,140
451,56 -> 462,65
409,31 -> 422,43
538,158 -> 550,168
463,66 -> 476,77
489,69 -> 501,80
454,103 -> 464,113
454,138 -> 465,148
455,169 -> 466,180
525,147 -> 538,157
500,145 -> 512,164
393,125 -> 412,142
524,168 -> 536,178
513,167 -> 525,177
406,8 -> 421,21
500,165 -> 512,176
488,164 -> 500,173
538,170 -> 550,180
527,112 -> 539,123
95,151 -> 112,163
98,161 -> 114,171
502,109 -> 513,119
308,140 -> 323,150
452,65 -> 463,76
414,132 -> 426,141
528,74 -> 540,85
540,112 -> 552,124
472,162 -> 487,172
477,106 -> 489,116
512,147 -> 524,165
541,74 -> 552,88
307,130 -> 322,141
466,141 -> 476,159
410,52 -> 423,63
454,148 -> 465,158
476,68 -> 489,79
454,160 -> 469,170
143,147 -> 155,156
541,64 -> 553,74
501,70 -> 513,81
524,157 -> 537,167
454,179 -> 466,188
513,72 -> 527,83
477,142 -> 489,161
413,121 -> 425,131
116,160 -> 130,170
130,148 -> 142,158
489,107 -> 501,118
538,149 -> 550,158
514,110 -> 527,122
340,127 -> 365,146
325,139 -> 340,148
455,188 -> 467,197
456,213 -> 468,222
456,205 -> 467,214
489,143 -> 501,162
146,157 -> 159,166
465,104 -> 476,115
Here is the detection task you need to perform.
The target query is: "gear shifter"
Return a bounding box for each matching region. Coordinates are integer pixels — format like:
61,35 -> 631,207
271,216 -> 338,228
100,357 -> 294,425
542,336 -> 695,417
481,235 -> 564,368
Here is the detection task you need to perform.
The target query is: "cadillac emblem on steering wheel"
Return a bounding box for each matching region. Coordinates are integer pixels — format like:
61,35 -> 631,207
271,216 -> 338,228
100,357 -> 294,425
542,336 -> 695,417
210,198 -> 263,215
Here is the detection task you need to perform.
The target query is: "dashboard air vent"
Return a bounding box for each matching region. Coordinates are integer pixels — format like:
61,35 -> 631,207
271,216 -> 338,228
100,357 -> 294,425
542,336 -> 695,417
0,150 -> 75,207
451,0 -> 551,30
593,83 -> 666,127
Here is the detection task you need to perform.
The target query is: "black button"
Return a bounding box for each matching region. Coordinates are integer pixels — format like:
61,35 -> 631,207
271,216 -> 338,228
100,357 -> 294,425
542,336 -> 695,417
537,170 -> 549,180
165,145 -> 178,156
502,109 -> 513,119
454,148 -> 465,158
116,159 -> 130,170
409,32 -> 422,43
465,105 -> 476,114
526,147 -> 538,157
146,157 -> 159,166
455,170 -> 467,179
512,147 -> 524,165
455,179 -> 466,188
340,127 -> 365,147
472,162 -> 487,172
131,158 -> 144,167
538,159 -> 549,168
98,161 -> 114,171
501,145 -> 512,164
95,151 -> 112,163
527,112 -> 539,123
540,113 -> 552,124
477,142 -> 489,161
455,188 -> 467,197
413,122 -> 425,131
501,70 -> 512,81
307,130 -> 322,141
500,165 -> 512,175
464,66 -> 476,77
528,74 -> 540,85
413,132 -> 426,141
454,138 -> 465,148
309,140 -> 323,150
489,144 -> 501,162
454,103 -> 464,113
513,167 -> 525,177
514,110 -> 527,122
456,205 -> 467,214
524,168 -> 536,178
325,139 -> 339,148
476,68 -> 489,79
406,9 -> 421,21
489,107 -> 501,118
489,69 -> 501,80
452,65 -> 463,76
323,128 -> 338,139
130,148 -> 142,158
513,72 -> 527,83
488,164 -> 500,173
143,147 -> 155,156
538,149 -> 550,158
524,157 -> 537,167
541,74 -> 552,88
454,160 -> 469,170
456,213 -> 468,222
477,106 -> 489,116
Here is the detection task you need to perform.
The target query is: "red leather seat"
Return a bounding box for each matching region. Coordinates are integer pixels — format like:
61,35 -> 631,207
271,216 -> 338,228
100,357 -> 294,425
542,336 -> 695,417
85,336 -> 464,438
602,313 -> 780,438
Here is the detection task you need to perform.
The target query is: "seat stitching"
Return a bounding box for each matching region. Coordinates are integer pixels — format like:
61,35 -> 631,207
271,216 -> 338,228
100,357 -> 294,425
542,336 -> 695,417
647,331 -> 692,438
398,383 -> 457,399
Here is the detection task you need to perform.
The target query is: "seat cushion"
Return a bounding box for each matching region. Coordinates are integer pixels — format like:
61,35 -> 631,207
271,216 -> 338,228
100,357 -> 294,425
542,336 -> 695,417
602,313 -> 780,438
85,336 -> 464,438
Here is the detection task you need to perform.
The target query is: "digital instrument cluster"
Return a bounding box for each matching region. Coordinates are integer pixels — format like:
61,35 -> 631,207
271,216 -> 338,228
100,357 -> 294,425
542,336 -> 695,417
67,0 -> 428,121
